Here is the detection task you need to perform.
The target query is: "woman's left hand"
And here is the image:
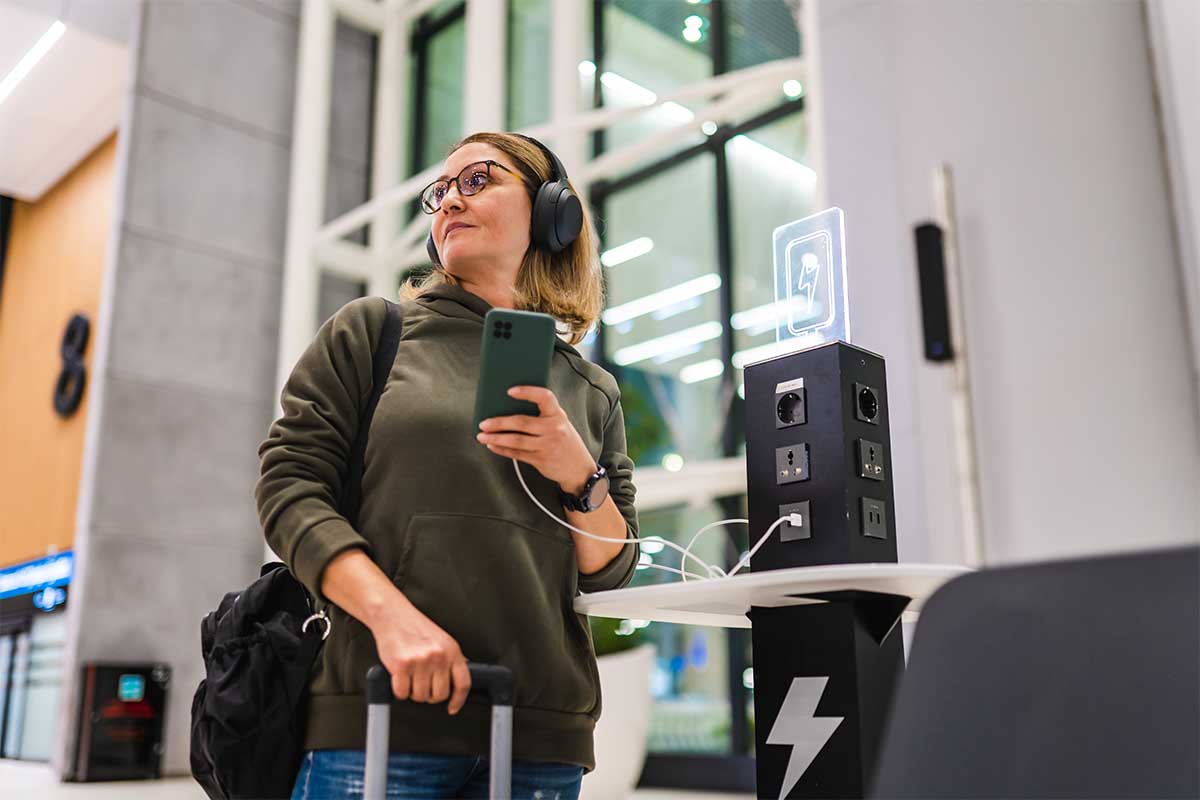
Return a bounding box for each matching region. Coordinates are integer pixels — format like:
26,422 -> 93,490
476,386 -> 596,493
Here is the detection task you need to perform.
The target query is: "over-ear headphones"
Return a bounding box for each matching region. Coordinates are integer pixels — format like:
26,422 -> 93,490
426,134 -> 583,267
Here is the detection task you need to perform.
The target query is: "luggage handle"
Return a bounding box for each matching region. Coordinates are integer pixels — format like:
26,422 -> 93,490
366,662 -> 514,708
364,663 -> 514,800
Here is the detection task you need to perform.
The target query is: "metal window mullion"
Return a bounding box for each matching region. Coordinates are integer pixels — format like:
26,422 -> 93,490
276,0 -> 336,403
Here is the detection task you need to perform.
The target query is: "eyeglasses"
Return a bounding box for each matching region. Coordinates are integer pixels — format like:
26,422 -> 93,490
420,160 -> 518,214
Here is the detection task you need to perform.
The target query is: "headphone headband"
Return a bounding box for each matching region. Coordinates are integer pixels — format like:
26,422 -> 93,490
515,133 -> 569,186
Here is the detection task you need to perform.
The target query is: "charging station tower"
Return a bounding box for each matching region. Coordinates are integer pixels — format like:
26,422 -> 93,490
743,210 -> 907,799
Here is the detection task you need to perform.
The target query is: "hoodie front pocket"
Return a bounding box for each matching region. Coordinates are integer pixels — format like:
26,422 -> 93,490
393,512 -> 596,715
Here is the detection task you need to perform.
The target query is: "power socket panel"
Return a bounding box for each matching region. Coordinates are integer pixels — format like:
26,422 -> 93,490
774,378 -> 807,429
778,501 -> 812,542
775,443 -> 811,485
861,497 -> 887,539
857,439 -> 885,481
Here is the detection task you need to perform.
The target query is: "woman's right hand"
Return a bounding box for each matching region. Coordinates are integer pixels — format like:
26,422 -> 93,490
368,603 -> 472,715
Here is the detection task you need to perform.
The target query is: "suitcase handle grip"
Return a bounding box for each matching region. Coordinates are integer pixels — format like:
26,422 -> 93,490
366,662 -> 514,707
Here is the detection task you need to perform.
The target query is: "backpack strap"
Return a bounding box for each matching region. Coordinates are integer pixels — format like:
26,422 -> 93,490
339,298 -> 404,529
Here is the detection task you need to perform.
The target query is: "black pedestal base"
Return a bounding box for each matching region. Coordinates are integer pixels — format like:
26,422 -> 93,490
750,599 -> 904,799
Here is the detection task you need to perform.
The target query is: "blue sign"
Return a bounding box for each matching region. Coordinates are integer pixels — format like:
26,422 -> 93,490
118,674 -> 145,702
0,551 -> 73,600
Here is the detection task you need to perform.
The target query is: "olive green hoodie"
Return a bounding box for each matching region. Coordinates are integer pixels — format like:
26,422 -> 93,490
255,283 -> 639,772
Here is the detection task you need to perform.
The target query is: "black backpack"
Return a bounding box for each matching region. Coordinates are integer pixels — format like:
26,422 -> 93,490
190,299 -> 403,800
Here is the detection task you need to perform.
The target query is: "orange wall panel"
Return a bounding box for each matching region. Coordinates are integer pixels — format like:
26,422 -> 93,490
0,133 -> 117,568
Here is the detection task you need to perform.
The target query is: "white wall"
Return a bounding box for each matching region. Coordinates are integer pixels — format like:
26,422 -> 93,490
811,0 -> 1200,566
1147,0 -> 1200,400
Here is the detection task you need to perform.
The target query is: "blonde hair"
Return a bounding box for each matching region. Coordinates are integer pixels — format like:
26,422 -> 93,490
399,131 -> 603,345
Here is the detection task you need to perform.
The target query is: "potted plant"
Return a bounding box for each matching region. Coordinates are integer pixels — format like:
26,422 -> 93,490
581,616 -> 657,800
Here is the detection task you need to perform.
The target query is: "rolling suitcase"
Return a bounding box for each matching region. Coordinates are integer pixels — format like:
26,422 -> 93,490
364,663 -> 515,800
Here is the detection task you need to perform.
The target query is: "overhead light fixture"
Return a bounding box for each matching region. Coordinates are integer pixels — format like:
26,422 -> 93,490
701,121 -> 718,136
682,27 -> 702,43
595,69 -> 695,123
602,273 -> 721,326
662,453 -> 685,472
679,359 -> 725,384
577,60 -> 597,77
613,321 -> 723,366
732,338 -> 802,369
729,134 -> 818,184
783,79 -> 804,98
600,236 -> 654,268
0,21 -> 66,107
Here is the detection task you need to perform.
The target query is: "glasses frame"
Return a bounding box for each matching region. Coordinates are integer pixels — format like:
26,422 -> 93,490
420,159 -> 518,214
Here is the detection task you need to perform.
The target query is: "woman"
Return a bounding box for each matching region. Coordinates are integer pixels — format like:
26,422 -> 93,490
255,132 -> 640,800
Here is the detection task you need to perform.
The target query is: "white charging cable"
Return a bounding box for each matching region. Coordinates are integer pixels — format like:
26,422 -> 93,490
512,459 -> 801,584
511,460 -> 723,580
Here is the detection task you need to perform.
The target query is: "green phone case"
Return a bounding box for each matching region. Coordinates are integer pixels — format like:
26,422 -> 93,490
473,308 -> 557,429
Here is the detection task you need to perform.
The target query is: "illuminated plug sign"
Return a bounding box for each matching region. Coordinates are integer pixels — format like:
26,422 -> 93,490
774,208 -> 850,349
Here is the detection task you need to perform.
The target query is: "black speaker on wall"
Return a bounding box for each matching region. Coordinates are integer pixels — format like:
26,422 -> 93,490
913,222 -> 955,362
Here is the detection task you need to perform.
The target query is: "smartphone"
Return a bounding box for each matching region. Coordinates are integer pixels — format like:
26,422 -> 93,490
473,308 -> 557,429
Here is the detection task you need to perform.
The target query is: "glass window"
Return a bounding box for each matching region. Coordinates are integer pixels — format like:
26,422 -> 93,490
601,153 -> 723,464
507,0 -> 550,130
598,1 -> 710,163
417,15 -> 466,171
728,110 -> 815,452
624,501 -> 741,754
726,0 -> 801,72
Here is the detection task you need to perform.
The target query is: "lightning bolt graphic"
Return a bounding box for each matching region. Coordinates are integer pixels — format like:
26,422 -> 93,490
797,252 -> 821,315
766,676 -> 843,800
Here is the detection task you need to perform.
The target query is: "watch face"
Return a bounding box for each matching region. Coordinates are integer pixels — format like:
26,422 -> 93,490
586,474 -> 610,510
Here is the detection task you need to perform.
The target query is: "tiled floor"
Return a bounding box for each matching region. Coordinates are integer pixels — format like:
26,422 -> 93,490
0,760 -> 754,799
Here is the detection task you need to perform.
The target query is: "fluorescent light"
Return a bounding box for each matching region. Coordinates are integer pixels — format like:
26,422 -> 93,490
731,296 -> 818,332
602,273 -> 721,326
578,60 -> 597,77
613,321 -> 723,366
596,70 -> 695,122
682,28 -> 702,43
732,338 -> 801,369
651,295 -> 701,321
601,71 -> 657,105
685,15 -> 704,28
729,134 -> 817,184
783,80 -> 804,98
679,359 -> 725,384
0,21 -> 66,107
701,121 -> 718,136
601,237 -> 654,267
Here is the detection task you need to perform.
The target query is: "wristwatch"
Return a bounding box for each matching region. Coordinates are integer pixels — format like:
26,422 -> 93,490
558,464 -> 610,513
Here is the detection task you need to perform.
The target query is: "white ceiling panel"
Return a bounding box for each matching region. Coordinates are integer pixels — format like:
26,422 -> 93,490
0,0 -> 130,200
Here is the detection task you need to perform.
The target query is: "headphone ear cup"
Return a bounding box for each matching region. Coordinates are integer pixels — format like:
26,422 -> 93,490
426,231 -> 441,266
532,181 -> 583,254
553,190 -> 583,253
530,184 -> 554,251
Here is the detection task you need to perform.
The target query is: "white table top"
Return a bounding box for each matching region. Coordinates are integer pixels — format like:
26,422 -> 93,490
574,563 -> 972,629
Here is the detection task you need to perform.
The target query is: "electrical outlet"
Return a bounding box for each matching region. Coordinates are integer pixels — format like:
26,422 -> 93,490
857,439 -> 885,481
775,378 -> 807,429
779,501 -> 812,542
775,443 -> 810,485
861,497 -> 887,539
854,382 -> 880,425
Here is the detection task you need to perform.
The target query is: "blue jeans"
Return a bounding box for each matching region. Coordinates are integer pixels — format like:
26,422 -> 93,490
290,749 -> 584,800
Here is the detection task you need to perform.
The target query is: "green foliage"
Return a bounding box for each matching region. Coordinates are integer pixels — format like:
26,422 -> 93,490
616,373 -> 670,466
589,615 -> 647,657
